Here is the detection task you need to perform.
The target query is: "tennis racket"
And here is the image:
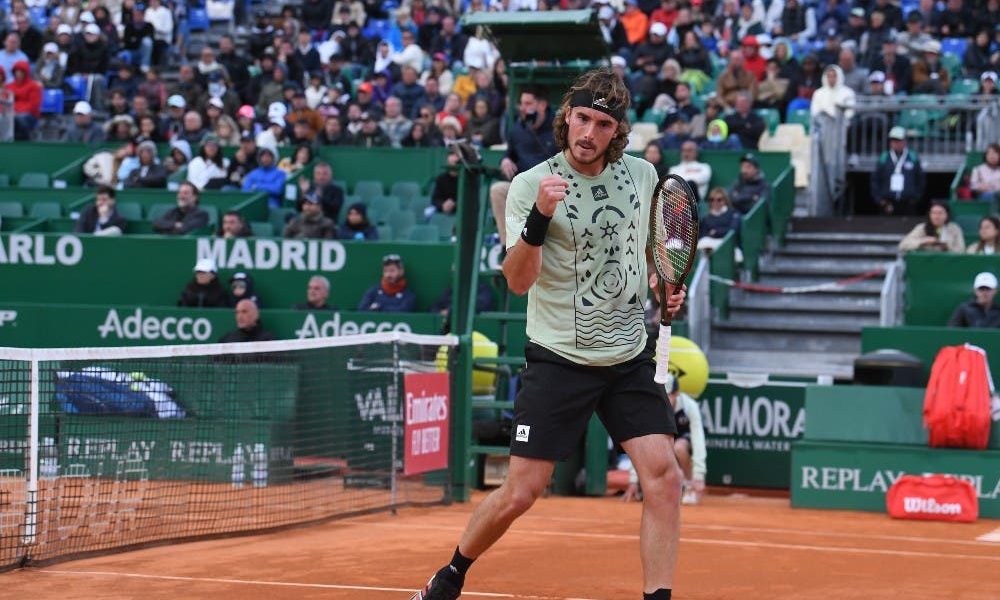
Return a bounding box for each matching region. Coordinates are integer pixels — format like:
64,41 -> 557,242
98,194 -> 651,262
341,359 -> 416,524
649,174 -> 700,384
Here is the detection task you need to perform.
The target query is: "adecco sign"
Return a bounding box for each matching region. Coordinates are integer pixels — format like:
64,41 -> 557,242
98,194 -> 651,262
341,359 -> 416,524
98,309 -> 213,341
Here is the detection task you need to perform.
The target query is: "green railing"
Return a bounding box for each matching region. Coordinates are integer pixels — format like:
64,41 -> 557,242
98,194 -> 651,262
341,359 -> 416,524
709,230 -> 736,319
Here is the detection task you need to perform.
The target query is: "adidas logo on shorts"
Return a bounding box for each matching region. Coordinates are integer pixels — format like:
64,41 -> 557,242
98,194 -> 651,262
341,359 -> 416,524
515,424 -> 531,442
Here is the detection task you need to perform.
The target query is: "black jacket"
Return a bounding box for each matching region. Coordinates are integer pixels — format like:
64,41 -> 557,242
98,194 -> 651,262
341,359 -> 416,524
870,149 -> 925,208
219,322 -> 277,343
177,278 -> 231,308
67,39 -> 109,76
123,163 -> 168,189
293,301 -> 335,310
700,209 -> 741,239
300,0 -> 332,31
296,182 -> 344,222
152,205 -> 211,235
947,300 -> 1000,329
504,109 -> 557,174
74,204 -> 128,234
432,170 -> 458,213
725,112 -> 767,151
729,173 -> 773,214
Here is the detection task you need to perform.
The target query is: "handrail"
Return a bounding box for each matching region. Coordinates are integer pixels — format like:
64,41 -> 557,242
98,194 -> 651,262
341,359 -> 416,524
688,256 -> 710,352
879,258 -> 905,327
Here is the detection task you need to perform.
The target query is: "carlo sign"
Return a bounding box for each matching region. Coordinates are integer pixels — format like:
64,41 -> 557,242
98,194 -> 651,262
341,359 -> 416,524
403,372 -> 450,476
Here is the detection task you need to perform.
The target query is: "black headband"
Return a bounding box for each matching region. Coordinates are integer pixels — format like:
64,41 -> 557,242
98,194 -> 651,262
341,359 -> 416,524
569,90 -> 626,123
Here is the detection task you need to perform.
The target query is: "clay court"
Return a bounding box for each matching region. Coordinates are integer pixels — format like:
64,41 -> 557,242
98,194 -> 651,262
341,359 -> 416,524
4,490 -> 999,600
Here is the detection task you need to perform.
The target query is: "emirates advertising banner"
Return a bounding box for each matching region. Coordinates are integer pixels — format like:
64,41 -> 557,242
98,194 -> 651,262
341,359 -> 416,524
403,372 -> 450,476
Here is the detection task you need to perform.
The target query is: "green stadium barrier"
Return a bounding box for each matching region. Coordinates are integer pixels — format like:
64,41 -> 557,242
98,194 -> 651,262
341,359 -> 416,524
861,326 -> 1000,382
0,143 -> 110,185
699,380 -> 806,489
656,150 -> 792,193
740,198 -> 767,280
0,304 -> 444,347
805,384 -> 1000,449
791,440 -> 1000,518
903,253 -> 998,325
0,234 -> 453,310
769,166 -> 795,247
949,152 -> 983,201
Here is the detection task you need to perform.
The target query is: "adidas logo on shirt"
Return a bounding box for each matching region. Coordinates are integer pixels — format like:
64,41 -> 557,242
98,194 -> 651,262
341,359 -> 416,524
515,425 -> 531,442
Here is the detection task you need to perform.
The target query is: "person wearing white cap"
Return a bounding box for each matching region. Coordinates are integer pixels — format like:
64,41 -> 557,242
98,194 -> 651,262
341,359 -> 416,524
61,100 -> 106,143
980,71 -> 998,96
35,42 -> 65,90
911,38 -> 950,94
871,125 -> 925,214
177,257 -> 231,308
947,272 -> 1000,329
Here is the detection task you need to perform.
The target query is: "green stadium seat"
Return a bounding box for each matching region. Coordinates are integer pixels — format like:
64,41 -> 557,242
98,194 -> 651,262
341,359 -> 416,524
755,108 -> 781,135
116,202 -> 143,221
641,109 -> 666,125
390,181 -> 422,203
250,221 -> 274,237
18,172 -> 50,188
407,224 -> 440,242
353,180 -> 384,202
0,174 -> 9,187
147,203 -> 175,222
786,109 -> 811,133
28,202 -> 61,218
0,201 -> 24,218
388,209 -> 416,240
332,179 -> 347,194
408,195 -> 432,218
369,195 -> 401,218
429,212 -> 456,239
202,205 -> 219,226
269,206 -> 295,235
950,79 -> 980,95
954,214 -> 983,235
898,109 -> 930,135
940,53 -> 961,78
376,224 -> 393,240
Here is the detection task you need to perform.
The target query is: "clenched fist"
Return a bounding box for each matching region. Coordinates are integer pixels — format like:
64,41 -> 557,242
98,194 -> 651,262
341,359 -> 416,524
535,175 -> 569,217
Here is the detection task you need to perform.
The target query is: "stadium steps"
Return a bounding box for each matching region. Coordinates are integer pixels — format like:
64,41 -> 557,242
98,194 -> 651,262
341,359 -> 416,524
708,219 -> 904,380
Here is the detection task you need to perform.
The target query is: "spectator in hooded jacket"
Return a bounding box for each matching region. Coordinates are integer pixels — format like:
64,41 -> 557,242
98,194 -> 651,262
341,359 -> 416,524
123,140 -> 168,188
228,272 -> 262,308
357,254 -> 417,313
810,64 -> 856,121
177,258 -> 232,308
7,60 -> 39,139
698,119 -> 742,150
337,202 -> 379,240
242,146 -> 287,207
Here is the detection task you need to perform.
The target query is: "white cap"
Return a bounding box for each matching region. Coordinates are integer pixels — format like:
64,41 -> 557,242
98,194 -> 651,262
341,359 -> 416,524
84,23 -> 101,36
268,101 -> 288,119
649,22 -> 668,37
43,42 -> 58,55
194,258 -> 217,273
56,24 -> 73,36
79,11 -> 96,23
167,94 -> 186,108
610,55 -> 627,68
73,100 -> 93,115
974,272 -> 998,290
982,71 -> 998,83
888,125 -> 906,140
598,5 -> 615,20
207,96 -> 225,110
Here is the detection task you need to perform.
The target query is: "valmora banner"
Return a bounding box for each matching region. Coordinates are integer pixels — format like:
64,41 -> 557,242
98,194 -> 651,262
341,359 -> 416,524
403,372 -> 450,476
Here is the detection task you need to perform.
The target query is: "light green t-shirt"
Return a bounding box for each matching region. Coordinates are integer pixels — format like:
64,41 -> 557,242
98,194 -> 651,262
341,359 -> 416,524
505,152 -> 657,366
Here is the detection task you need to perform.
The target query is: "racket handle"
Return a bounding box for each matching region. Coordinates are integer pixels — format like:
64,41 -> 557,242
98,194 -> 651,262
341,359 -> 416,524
654,324 -> 672,384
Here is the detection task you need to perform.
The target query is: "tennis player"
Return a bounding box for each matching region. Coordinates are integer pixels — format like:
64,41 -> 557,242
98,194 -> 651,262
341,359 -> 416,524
412,68 -> 686,600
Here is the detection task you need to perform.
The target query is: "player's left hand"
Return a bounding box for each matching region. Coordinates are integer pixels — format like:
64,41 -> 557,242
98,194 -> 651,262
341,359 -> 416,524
649,273 -> 687,315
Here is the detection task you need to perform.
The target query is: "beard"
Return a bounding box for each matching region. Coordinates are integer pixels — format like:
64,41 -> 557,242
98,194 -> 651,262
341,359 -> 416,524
568,138 -> 607,166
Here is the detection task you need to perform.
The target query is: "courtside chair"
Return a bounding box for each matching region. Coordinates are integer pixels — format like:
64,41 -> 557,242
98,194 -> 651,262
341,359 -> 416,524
0,202 -> 24,217
352,180 -> 384,202
115,202 -> 143,221
18,172 -> 50,188
28,202 -> 61,219
390,180 -> 422,204
407,224 -> 440,242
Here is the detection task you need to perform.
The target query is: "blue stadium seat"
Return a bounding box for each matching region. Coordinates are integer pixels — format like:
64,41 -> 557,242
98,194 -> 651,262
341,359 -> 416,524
940,38 -> 968,58
40,88 -> 64,115
28,6 -> 46,29
786,98 -> 811,120
188,7 -> 210,31
65,74 -> 88,102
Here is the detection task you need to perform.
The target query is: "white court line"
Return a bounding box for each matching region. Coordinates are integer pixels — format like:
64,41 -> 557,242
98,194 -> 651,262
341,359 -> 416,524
35,570 -> 605,600
977,526 -> 1000,543
368,522 -> 1000,562
472,512 -> 1000,547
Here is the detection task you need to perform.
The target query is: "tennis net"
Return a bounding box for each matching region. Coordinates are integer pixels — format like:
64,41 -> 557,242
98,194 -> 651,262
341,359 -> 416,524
0,331 -> 457,569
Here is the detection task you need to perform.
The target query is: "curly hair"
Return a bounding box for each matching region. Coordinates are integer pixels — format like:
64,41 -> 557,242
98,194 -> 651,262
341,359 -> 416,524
553,68 -> 632,165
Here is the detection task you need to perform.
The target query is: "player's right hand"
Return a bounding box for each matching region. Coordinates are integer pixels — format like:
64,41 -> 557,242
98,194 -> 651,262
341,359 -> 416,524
536,175 -> 569,217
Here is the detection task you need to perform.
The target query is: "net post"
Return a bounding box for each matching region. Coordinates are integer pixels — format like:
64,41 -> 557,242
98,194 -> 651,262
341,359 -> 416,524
23,353 -> 39,547
390,339 -> 400,515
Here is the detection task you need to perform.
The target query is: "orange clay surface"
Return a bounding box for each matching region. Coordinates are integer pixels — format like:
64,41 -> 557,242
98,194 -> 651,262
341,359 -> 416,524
3,490 -> 999,600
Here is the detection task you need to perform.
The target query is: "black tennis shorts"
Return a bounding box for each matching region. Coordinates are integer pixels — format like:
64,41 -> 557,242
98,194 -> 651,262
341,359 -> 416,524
510,337 -> 677,461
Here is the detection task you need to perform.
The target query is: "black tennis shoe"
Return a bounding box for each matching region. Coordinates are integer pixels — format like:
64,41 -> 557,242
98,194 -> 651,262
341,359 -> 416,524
410,566 -> 463,599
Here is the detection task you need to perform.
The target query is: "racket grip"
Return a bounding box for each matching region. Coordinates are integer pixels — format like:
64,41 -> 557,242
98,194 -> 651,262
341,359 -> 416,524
653,324 -> 672,384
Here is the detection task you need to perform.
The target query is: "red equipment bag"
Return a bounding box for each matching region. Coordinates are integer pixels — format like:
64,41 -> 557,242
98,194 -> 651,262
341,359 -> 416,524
886,475 -> 979,523
923,344 -> 994,449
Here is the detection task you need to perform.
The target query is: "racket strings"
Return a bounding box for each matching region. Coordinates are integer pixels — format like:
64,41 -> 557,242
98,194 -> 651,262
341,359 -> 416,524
652,183 -> 696,284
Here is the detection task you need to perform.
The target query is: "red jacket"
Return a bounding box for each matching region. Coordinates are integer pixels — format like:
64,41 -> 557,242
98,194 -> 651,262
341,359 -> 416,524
924,344 -> 994,450
7,60 -> 41,117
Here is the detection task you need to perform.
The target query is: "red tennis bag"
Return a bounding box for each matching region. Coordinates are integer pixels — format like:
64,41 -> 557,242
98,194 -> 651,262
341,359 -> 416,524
923,344 -> 993,450
886,475 -> 979,523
